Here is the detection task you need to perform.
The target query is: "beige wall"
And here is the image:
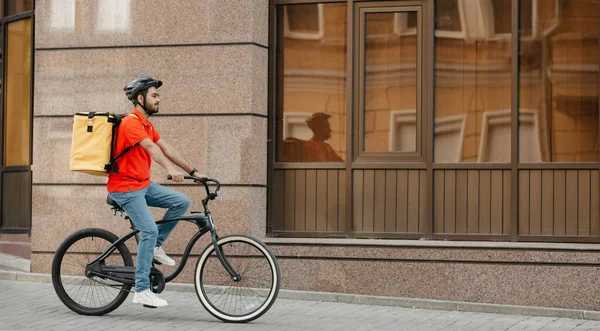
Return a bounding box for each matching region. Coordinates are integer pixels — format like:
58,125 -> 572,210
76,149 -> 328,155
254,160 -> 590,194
32,0 -> 268,273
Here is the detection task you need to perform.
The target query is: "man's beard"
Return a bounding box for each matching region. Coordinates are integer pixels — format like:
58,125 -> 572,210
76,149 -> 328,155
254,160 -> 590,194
145,100 -> 159,115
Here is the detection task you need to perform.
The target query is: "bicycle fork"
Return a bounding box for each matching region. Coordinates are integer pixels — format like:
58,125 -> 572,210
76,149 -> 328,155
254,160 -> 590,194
207,214 -> 241,282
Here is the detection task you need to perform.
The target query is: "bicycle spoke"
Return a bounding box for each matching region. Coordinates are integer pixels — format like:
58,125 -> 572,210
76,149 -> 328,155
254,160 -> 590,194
198,238 -> 277,320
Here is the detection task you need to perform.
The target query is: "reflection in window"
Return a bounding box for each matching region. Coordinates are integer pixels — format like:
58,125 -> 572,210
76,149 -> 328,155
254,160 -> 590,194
364,11 -> 418,153
519,0 -> 599,162
50,0 -> 76,30
277,3 -> 347,163
436,0 -> 465,38
434,0 -> 512,162
96,0 -> 131,32
4,19 -> 32,166
7,0 -> 32,16
284,4 -> 324,40
395,12 -> 418,35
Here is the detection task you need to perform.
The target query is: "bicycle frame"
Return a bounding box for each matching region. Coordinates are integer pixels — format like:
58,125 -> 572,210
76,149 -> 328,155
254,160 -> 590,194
87,176 -> 240,284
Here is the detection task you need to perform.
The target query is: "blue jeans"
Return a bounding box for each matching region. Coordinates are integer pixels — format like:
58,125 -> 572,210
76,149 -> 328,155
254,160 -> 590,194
108,182 -> 190,292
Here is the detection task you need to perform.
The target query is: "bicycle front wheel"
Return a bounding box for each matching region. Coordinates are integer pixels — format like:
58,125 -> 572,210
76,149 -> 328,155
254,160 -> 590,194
51,228 -> 133,315
194,234 -> 280,323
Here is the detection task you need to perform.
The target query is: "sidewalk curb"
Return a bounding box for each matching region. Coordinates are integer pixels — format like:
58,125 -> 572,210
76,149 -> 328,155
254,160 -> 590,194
2,270 -> 598,321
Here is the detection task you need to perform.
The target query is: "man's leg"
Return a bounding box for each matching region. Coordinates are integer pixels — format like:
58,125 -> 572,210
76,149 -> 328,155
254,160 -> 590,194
109,188 -> 157,292
145,182 -> 191,246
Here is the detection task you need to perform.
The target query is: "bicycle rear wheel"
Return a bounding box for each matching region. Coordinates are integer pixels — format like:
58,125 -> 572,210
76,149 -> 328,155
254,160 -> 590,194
51,228 -> 133,315
194,234 -> 280,323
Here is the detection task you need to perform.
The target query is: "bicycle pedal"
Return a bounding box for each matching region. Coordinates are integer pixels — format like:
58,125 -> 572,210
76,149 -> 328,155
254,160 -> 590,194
143,304 -> 157,309
153,259 -> 162,265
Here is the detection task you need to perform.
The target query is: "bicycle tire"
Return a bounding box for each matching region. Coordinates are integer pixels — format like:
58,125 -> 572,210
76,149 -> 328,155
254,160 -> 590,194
51,228 -> 133,315
194,234 -> 280,323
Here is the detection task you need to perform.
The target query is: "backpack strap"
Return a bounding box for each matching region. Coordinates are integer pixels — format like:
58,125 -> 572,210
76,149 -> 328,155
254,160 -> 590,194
105,114 -> 138,173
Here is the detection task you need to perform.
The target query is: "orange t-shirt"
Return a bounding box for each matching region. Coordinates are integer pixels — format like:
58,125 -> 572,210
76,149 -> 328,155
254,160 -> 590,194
107,109 -> 161,193
301,139 -> 344,162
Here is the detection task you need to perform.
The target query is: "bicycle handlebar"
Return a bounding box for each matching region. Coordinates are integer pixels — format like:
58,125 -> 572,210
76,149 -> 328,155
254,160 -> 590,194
167,175 -> 221,202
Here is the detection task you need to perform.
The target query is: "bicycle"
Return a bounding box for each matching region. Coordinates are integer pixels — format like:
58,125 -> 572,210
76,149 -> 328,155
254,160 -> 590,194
51,175 -> 280,323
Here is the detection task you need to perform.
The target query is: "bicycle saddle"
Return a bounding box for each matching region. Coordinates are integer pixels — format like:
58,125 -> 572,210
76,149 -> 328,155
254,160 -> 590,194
106,195 -> 122,209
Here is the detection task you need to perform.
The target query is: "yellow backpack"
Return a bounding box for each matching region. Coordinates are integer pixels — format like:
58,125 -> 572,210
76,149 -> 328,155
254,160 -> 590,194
69,112 -> 132,176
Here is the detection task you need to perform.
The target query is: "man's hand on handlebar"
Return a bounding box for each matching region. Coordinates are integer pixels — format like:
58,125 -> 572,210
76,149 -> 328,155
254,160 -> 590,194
168,170 -> 185,182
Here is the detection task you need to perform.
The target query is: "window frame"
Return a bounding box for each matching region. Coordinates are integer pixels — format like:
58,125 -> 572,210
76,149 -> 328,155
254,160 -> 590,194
354,3 -> 427,162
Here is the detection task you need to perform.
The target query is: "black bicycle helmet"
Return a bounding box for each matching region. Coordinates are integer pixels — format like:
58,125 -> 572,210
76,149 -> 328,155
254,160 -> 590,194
123,77 -> 162,113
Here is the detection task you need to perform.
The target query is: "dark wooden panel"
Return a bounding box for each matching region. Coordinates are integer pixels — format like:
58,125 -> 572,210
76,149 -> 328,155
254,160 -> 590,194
541,170 -> 554,235
294,170 -> 306,231
353,170 -> 364,232
1,172 -> 31,229
565,170 -> 578,236
578,170 -> 590,236
326,170 -> 338,231
273,170 -> 286,231
455,170 -> 468,233
305,170 -> 317,231
419,170 -> 427,233
363,170 -> 375,232
553,170 -> 566,235
444,170 -> 456,233
518,170 -> 530,235
479,170 -> 491,234
529,170 -> 542,235
385,170 -> 397,232
490,170 -> 503,234
407,170 -> 420,232
592,171 -> 599,236
397,170 -> 408,232
317,170 -> 328,231
467,170 -> 479,233
373,170 -> 386,232
503,170 -> 511,235
434,170 -> 444,233
284,170 -> 296,230
338,170 -> 346,232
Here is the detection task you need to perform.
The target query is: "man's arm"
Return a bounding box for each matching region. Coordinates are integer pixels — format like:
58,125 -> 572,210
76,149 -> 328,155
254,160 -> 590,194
139,138 -> 185,182
155,139 -> 208,178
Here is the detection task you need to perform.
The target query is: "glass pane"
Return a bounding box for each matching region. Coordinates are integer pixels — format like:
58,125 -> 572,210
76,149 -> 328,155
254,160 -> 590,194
364,11 -> 418,153
434,0 -> 512,163
277,3 -> 347,162
7,0 -> 32,16
436,0 -> 462,32
519,0 -> 598,162
4,18 -> 32,166
492,0 -> 511,34
287,4 -> 320,33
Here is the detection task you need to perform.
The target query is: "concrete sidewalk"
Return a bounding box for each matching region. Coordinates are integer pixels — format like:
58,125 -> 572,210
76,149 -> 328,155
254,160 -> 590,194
1,279 -> 600,331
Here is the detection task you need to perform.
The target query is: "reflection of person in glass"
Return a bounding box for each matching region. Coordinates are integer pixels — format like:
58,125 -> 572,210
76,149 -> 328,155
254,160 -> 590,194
302,112 -> 344,162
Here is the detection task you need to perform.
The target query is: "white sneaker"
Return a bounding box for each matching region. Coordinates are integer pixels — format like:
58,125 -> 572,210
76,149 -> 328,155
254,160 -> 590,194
132,289 -> 168,307
153,246 -> 176,266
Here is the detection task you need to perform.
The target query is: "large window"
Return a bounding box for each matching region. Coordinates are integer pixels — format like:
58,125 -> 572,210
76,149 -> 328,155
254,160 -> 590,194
1,2 -> 34,233
434,0 -> 512,163
519,0 -> 599,162
276,3 -> 347,163
270,0 -> 600,242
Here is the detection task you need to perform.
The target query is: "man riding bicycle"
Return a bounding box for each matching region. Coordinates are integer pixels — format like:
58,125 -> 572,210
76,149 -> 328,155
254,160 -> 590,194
107,77 -> 207,308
